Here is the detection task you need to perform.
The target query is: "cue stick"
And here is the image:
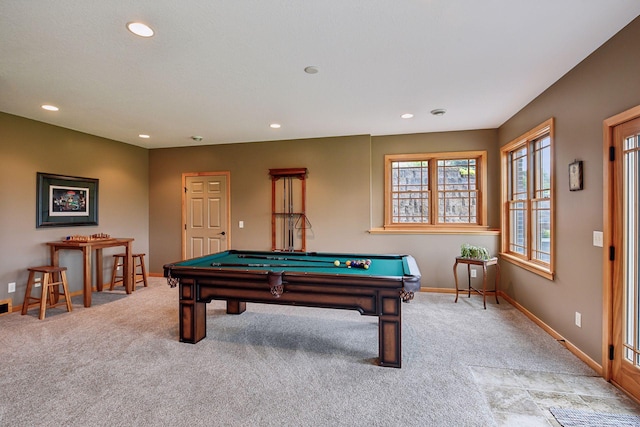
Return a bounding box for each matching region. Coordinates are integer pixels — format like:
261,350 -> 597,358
284,176 -> 289,250
238,254 -> 338,264
282,178 -> 286,250
211,262 -> 345,268
288,176 -> 294,251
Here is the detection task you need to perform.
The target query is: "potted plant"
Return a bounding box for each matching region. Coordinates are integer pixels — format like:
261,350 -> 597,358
460,243 -> 490,260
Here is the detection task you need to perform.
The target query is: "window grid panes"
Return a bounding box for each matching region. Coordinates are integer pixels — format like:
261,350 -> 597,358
501,118 -> 553,276
531,136 -> 551,263
386,152 -> 485,228
437,159 -> 478,223
508,148 -> 528,255
508,201 -> 527,255
391,161 -> 430,224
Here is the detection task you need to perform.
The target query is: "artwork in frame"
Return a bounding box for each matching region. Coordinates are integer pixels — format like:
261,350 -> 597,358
568,160 -> 583,191
36,172 -> 99,228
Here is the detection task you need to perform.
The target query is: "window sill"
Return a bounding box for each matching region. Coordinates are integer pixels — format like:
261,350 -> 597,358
368,227 -> 500,236
500,252 -> 554,280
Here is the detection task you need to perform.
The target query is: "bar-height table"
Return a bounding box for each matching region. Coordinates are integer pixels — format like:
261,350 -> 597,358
46,238 -> 134,307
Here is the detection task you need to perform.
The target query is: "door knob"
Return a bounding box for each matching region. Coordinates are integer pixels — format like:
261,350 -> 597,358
219,231 -> 226,236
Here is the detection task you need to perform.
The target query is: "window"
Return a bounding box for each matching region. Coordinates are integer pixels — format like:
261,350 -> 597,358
500,118 -> 554,279
384,151 -> 487,229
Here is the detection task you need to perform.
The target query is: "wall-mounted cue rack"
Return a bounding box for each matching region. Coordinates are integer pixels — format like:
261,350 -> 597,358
269,168 -> 309,252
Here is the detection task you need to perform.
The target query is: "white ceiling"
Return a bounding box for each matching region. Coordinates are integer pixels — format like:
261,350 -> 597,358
1,1 -> 639,149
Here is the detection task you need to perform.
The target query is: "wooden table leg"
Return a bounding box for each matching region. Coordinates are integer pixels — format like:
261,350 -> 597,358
96,248 -> 104,292
227,300 -> 246,314
50,246 -> 59,267
179,279 -> 206,343
49,247 -> 61,304
494,262 -> 500,304
453,260 -> 460,303
378,292 -> 402,368
82,247 -> 92,307
124,242 -> 132,294
482,263 -> 488,309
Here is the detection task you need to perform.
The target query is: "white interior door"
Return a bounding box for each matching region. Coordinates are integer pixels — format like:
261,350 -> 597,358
183,173 -> 229,259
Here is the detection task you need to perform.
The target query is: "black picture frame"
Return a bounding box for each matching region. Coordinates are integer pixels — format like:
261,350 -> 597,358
36,172 -> 99,228
569,160 -> 583,191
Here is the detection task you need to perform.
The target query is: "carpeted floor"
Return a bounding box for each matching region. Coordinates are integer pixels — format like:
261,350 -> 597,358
0,278 -> 633,426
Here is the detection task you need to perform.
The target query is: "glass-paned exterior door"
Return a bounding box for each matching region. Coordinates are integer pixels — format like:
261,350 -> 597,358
611,113 -> 640,400
623,130 -> 640,365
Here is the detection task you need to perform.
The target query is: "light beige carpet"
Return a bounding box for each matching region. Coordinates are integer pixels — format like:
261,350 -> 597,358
0,277 -> 596,426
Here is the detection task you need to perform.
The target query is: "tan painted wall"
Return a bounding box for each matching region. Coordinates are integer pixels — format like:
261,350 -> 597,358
0,113 -> 149,308
148,131 -> 500,290
498,17 -> 640,363
150,135 -> 372,268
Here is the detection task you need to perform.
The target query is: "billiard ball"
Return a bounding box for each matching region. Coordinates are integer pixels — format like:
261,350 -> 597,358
334,260 -> 340,266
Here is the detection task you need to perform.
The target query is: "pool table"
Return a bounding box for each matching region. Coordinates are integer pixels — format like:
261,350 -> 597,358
163,250 -> 421,368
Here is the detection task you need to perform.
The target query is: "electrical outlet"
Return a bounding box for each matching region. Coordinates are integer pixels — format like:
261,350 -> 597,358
34,277 -> 41,288
8,282 -> 16,293
470,269 -> 477,278
575,312 -> 582,328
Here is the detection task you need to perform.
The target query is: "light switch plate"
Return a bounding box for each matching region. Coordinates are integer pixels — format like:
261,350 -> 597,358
593,231 -> 603,247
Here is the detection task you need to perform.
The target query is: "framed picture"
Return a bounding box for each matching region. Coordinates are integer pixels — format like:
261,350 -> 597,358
36,173 -> 99,228
569,160 -> 583,191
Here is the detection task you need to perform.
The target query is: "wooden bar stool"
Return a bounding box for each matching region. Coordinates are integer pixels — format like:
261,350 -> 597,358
110,253 -> 148,291
21,266 -> 73,319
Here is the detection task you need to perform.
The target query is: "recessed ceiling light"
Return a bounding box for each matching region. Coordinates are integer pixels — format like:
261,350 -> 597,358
41,104 -> 59,111
430,108 -> 446,116
401,113 -> 414,119
304,66 -> 319,74
138,134 -> 150,139
191,136 -> 203,142
270,123 -> 281,129
127,22 -> 154,38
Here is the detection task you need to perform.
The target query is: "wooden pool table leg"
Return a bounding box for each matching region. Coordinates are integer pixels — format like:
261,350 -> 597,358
226,300 -> 246,314
378,292 -> 402,368
179,279 -> 206,343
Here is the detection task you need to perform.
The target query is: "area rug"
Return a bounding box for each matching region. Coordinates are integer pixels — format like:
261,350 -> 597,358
550,407 -> 640,426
